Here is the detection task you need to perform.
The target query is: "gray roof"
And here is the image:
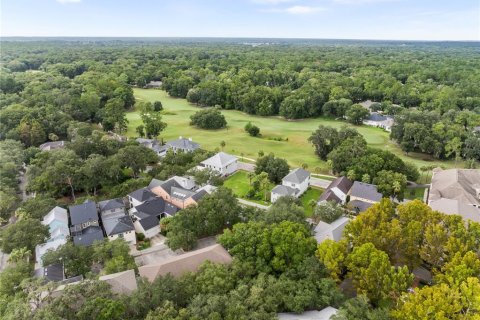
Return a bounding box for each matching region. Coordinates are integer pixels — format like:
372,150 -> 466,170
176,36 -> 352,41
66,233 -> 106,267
69,200 -> 99,226
166,138 -> 200,152
73,227 -> 104,246
103,215 -> 135,236
272,185 -> 297,196
318,190 -> 341,203
429,169 -> 480,206
170,186 -> 196,200
138,215 -> 160,231
282,168 -> 310,184
314,217 -> 350,243
98,198 -> 124,212
429,198 -> 480,223
134,198 -> 166,219
34,263 -> 65,282
327,176 -> 353,194
366,112 -> 389,122
164,203 -> 181,216
148,178 -> 165,190
200,152 -> 237,168
191,189 -> 208,202
348,199 -> 374,213
349,181 -> 383,202
129,188 -> 156,203
39,141 -> 66,151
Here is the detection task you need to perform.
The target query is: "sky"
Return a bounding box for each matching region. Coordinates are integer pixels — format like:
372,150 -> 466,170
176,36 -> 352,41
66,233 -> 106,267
1,0 -> 479,41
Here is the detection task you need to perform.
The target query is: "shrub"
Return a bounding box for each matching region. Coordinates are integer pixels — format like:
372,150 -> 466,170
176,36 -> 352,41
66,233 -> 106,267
190,108 -> 227,129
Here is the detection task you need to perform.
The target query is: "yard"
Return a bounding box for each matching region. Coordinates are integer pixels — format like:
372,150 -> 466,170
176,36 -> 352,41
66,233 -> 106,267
404,187 -> 428,201
223,170 -> 273,205
300,187 -> 324,217
130,88 -> 460,172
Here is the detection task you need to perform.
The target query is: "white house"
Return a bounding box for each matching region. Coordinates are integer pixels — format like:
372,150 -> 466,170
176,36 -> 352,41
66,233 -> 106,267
271,168 -> 310,203
314,216 -> 350,243
318,176 -> 353,205
363,112 -> 394,132
99,199 -> 136,245
35,206 -> 70,266
199,152 -> 238,176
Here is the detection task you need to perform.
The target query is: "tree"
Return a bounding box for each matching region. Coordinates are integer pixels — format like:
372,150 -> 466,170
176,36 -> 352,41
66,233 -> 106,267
262,196 -> 305,224
314,201 -> 345,223
244,122 -> 260,137
308,125 -> 340,160
141,111 -> 167,139
153,101 -> 163,112
189,108 -> 227,129
0,218 -> 49,253
101,98 -> 128,133
8,247 -> 32,264
256,171 -> 270,201
372,170 -> 407,200
42,242 -> 94,277
136,125 -> 145,137
115,145 -> 158,178
316,240 -> 348,282
345,104 -> 369,125
0,261 -> 32,297
255,153 -> 289,184
220,140 -> 226,151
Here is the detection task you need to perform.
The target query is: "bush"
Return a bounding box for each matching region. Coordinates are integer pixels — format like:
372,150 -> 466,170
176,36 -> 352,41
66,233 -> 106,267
136,233 -> 145,242
244,122 -> 260,137
190,108 -> 227,129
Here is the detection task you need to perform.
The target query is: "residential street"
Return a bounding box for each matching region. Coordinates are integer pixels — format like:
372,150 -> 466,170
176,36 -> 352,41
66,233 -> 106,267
237,198 -> 270,210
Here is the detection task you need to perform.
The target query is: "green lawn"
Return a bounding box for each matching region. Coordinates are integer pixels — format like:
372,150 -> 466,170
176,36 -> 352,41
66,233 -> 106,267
300,187 -> 324,217
223,170 -> 273,205
130,88 -> 460,173
405,187 -> 427,201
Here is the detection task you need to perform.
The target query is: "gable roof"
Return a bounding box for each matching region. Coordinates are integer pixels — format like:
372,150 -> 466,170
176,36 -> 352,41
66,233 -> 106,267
148,178 -> 165,190
43,206 -> 68,226
278,307 -> 338,320
429,169 -> 480,206
103,215 -> 135,236
98,198 -> 125,212
429,198 -> 480,223
318,190 -> 341,203
34,263 -> 65,282
164,202 -> 181,216
201,152 -> 238,168
349,181 -> 383,202
191,189 -> 208,202
139,244 -> 232,282
129,188 -> 156,203
171,186 -> 196,200
348,199 -> 374,213
99,269 -> 137,294
72,227 -> 104,246
166,137 -> 200,151
69,200 -> 99,226
134,198 -> 166,219
314,217 -> 350,243
327,176 -> 353,195
366,112 -> 389,122
283,168 -> 310,184
39,141 -> 66,151
138,215 -> 160,231
272,184 -> 297,197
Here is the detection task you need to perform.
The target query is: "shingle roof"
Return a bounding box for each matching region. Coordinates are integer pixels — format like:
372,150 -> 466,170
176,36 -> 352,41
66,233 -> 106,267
314,217 -> 350,243
129,188 -> 156,203
138,215 -> 160,231
39,141 -> 65,151
191,189 -> 208,202
272,185 -> 297,196
99,269 -> 137,294
103,215 -> 135,236
200,152 -> 238,168
159,179 -> 183,195
349,181 -> 383,202
429,198 -> 480,223
164,203 -> 181,216
348,199 -> 374,213
429,169 -> 480,206
366,112 -> 389,122
327,176 -> 353,194
43,206 -> 68,226
139,244 -> 232,282
69,200 -> 99,226
148,178 -> 165,190
282,168 -> 310,184
166,138 -> 200,151
72,227 -> 104,246
34,263 -> 65,282
318,190 -> 341,203
98,198 -> 125,212
170,186 -> 196,200
134,198 -> 166,219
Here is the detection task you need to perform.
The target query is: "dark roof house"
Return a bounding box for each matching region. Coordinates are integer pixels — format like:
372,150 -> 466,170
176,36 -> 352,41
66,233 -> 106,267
34,263 -> 65,282
69,200 -> 99,226
72,227 -> 104,246
166,137 -> 200,152
129,188 -> 156,203
349,181 -> 383,202
134,198 -> 166,219
103,215 -> 135,237
98,198 -> 125,213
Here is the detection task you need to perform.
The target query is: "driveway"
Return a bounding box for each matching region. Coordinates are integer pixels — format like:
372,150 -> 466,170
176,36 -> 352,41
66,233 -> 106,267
134,243 -> 177,266
237,198 -> 270,210
310,177 -> 331,189
238,161 -> 255,172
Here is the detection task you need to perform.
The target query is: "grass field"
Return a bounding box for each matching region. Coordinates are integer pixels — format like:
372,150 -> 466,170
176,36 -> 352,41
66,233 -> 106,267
130,89 -> 459,172
300,187 -> 323,217
405,187 -> 427,201
223,170 -> 273,205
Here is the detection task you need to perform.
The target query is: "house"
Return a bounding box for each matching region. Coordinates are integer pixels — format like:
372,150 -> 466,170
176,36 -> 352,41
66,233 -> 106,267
314,216 -> 350,243
347,181 -> 383,213
98,269 -> 137,295
128,187 -> 156,208
34,263 -> 65,282
318,176 -> 353,205
271,168 -> 310,203
144,80 -> 162,88
428,168 -> 480,223
130,197 -> 180,238
35,206 -> 70,266
138,244 -> 232,282
99,198 -> 136,244
136,138 -> 169,157
165,137 -> 200,154
69,200 -> 104,246
199,152 -> 238,176
278,307 -> 338,320
39,141 -> 66,151
363,112 -> 394,132
149,176 -> 210,209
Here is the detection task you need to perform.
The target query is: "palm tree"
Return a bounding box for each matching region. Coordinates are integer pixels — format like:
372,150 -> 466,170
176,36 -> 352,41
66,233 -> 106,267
392,180 -> 402,199
257,172 -> 270,202
247,172 -> 255,185
308,199 -> 317,214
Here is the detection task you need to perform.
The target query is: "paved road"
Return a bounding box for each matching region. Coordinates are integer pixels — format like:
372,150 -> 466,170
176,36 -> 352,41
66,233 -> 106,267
237,198 -> 270,210
310,177 -> 332,189
238,162 -> 255,172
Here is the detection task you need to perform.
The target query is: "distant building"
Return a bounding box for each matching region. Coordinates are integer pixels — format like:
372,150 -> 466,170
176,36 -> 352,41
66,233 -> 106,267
39,141 -> 66,152
139,244 -> 232,282
363,112 -> 394,132
428,168 -> 480,223
166,137 -> 200,154
69,200 -> 104,246
199,152 -> 238,176
99,198 -> 136,244
314,216 -> 350,243
318,176 -> 353,205
136,138 -> 169,157
144,80 -> 162,88
271,168 -> 310,203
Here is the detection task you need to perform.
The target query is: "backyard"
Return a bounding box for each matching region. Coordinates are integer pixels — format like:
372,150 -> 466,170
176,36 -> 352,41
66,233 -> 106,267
300,187 -> 324,217
130,88 -> 459,172
223,170 -> 273,206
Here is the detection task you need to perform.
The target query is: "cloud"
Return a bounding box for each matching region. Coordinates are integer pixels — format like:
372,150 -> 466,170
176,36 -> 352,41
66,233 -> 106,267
285,5 -> 324,14
252,0 -> 297,4
333,0 -> 397,4
56,0 -> 81,3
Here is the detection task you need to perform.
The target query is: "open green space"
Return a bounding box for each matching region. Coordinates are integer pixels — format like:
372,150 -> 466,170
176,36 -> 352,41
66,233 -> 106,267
300,187 -> 324,217
223,170 -> 273,205
405,187 -> 427,201
130,89 -> 458,172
